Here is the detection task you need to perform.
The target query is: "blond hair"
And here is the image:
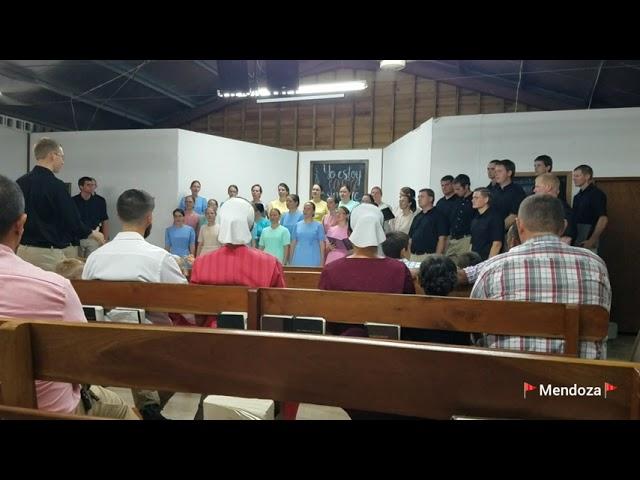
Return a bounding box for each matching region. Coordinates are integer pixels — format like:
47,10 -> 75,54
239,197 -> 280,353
55,258 -> 85,280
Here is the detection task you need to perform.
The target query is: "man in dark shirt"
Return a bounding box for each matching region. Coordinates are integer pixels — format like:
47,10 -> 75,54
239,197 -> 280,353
72,176 -> 109,257
445,174 -> 474,260
572,164 -> 608,253
470,188 -> 503,260
435,175 -> 456,229
486,159 -> 500,191
408,188 -> 448,262
16,138 -> 104,271
534,173 -> 576,245
492,159 -> 526,231
534,155 -> 553,175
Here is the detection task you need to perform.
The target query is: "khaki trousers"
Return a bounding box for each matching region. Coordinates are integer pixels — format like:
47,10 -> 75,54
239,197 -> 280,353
75,385 -> 139,420
17,245 -> 67,272
445,236 -> 471,259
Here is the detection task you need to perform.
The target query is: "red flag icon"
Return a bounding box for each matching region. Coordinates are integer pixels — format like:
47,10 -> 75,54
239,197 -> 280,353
523,382 -> 537,398
605,383 -> 617,392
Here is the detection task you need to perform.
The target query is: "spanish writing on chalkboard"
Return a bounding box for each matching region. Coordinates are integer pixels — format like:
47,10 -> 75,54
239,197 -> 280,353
311,160 -> 368,202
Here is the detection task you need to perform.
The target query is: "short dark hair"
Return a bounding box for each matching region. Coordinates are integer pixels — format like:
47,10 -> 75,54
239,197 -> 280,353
172,208 -> 185,217
574,164 -> 594,178
382,231 -> 410,259
453,174 -> 470,188
419,188 -> 435,203
488,159 -> 500,165
455,251 -> 482,269
117,189 -> 155,224
254,203 -> 265,215
78,176 -> 93,188
534,155 -> 553,171
418,254 -> 458,296
473,187 -> 492,204
440,175 -> 454,183
0,175 -> 25,237
518,195 -> 565,234
34,138 -> 61,160
499,159 -> 516,177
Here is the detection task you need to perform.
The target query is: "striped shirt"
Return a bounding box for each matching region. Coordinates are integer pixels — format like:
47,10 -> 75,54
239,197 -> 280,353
470,235 -> 611,359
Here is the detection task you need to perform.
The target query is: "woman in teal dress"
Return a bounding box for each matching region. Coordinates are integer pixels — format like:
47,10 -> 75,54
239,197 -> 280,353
290,202 -> 326,266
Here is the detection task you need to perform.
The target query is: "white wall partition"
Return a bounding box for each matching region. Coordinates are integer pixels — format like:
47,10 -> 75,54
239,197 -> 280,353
382,119 -> 432,206
297,149 -> 382,201
30,130 -> 180,248
177,130 -> 297,206
0,126 -> 29,180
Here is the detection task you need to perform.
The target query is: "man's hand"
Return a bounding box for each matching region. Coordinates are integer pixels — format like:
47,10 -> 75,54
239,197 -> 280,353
90,229 -> 105,245
580,238 -> 596,249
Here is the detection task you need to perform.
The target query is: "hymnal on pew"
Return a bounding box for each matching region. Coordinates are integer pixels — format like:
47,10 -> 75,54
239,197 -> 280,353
261,315 -> 293,332
82,305 -> 104,322
292,316 -> 326,335
365,322 -> 401,340
218,312 -> 248,330
107,308 -> 145,324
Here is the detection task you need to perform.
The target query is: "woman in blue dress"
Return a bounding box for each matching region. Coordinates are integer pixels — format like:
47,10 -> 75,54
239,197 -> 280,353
165,208 -> 196,257
281,194 -> 303,237
290,202 -> 325,266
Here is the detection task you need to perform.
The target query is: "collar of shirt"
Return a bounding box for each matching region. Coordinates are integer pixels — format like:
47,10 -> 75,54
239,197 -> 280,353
512,234 -> 562,250
112,231 -> 145,241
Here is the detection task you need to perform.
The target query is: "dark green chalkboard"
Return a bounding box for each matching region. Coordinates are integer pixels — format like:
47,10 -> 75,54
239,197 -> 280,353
310,160 -> 369,202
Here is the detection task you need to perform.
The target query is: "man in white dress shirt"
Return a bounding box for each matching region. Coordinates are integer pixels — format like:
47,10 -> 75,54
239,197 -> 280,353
83,189 -> 187,420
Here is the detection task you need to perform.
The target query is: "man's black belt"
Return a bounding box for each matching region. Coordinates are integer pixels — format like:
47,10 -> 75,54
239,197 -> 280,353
451,234 -> 470,240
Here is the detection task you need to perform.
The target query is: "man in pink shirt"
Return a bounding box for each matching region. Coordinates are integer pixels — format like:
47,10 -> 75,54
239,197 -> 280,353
0,174 -> 136,419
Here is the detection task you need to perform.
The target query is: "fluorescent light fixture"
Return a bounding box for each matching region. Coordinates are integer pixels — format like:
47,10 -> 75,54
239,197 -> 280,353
297,80 -> 367,94
257,93 -> 345,104
380,60 -> 406,71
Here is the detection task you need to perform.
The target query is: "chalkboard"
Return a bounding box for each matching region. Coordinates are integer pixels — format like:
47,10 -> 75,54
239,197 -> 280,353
513,172 -> 572,204
310,160 -> 369,202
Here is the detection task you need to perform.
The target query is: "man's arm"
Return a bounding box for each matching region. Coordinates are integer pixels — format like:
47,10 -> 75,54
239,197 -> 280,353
101,220 -> 109,241
582,216 -> 608,248
435,235 -> 447,254
57,183 -> 103,244
488,240 -> 502,258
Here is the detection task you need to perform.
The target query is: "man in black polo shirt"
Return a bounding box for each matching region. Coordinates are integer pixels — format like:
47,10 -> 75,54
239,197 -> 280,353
408,188 -> 448,262
470,188 -> 503,261
534,173 -> 576,245
16,138 -> 104,271
72,176 -> 109,257
445,174 -> 474,260
435,175 -> 457,228
572,164 -> 608,253
492,159 -> 527,231
486,160 -> 500,191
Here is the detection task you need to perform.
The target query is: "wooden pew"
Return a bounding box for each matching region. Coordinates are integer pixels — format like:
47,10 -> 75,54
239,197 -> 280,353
0,319 -> 638,419
0,404 -> 110,420
283,270 -> 321,289
71,280 -> 254,327
252,288 -> 610,357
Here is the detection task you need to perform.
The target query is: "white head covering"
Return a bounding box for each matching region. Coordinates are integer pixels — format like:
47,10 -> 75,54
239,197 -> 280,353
348,203 -> 386,248
217,197 -> 255,245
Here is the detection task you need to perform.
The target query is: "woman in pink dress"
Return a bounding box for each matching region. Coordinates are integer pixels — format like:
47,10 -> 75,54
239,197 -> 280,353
324,206 -> 351,265
322,194 -> 339,233
183,195 -> 202,243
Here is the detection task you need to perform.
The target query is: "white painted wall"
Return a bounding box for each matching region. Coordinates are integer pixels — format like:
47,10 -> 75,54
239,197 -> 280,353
430,107 -> 640,198
177,130 -> 298,207
0,126 -> 29,181
382,119 -> 432,207
297,149 -> 382,201
30,130 -> 179,248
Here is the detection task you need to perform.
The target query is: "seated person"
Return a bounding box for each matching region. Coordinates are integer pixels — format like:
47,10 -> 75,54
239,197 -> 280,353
55,258 -> 85,280
454,251 -> 482,269
402,254 -> 471,346
381,231 -> 421,272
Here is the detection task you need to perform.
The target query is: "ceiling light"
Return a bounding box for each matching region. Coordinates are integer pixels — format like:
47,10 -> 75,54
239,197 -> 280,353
380,60 -> 406,71
257,93 -> 345,104
297,80 -> 367,94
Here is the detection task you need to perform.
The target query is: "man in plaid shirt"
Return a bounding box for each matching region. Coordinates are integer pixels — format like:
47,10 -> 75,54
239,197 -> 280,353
471,195 -> 611,359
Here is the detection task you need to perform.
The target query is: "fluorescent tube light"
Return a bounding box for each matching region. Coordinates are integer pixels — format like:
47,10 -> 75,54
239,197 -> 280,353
297,80 -> 367,94
256,93 -> 345,104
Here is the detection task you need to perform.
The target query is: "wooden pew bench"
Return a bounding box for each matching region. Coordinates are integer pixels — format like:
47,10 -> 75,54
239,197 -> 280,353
0,319 -> 637,420
251,288 -> 610,357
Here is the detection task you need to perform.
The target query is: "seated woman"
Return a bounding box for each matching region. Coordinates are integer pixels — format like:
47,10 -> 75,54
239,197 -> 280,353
402,254 -> 471,346
197,207 -> 221,256
320,203 -> 415,335
324,206 -> 350,265
290,202 -> 325,267
165,208 -> 196,257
